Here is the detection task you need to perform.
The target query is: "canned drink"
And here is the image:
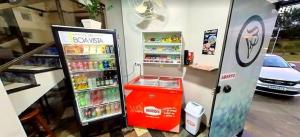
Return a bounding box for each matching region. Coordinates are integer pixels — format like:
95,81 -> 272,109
188,52 -> 194,64
95,107 -> 101,116
105,104 -> 111,114
110,103 -> 115,113
114,102 -> 120,112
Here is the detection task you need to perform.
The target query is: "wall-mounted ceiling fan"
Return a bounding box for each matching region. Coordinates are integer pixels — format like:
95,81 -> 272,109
129,0 -> 167,30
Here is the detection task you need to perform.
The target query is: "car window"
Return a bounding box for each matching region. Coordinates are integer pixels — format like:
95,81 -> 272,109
263,56 -> 290,68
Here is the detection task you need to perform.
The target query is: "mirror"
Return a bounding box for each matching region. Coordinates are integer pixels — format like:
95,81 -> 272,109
289,63 -> 296,68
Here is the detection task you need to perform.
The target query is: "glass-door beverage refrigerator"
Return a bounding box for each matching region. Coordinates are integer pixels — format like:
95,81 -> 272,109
52,26 -> 126,135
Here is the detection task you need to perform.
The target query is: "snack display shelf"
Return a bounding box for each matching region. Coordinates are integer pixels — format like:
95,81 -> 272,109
82,111 -> 122,123
144,52 -> 181,55
79,99 -> 120,109
74,84 -> 119,92
143,62 -> 181,65
144,43 -> 181,46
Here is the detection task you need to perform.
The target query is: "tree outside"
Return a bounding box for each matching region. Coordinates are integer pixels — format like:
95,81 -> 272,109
268,5 -> 300,61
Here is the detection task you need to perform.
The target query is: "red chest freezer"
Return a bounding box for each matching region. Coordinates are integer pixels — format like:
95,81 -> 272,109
124,76 -> 183,132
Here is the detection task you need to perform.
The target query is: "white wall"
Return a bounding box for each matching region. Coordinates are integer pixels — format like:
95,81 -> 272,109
186,0 -> 231,68
183,0 -> 231,125
120,0 -> 231,126
0,80 -> 26,137
103,0 -> 128,82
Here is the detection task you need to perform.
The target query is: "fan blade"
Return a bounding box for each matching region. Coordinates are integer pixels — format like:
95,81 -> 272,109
154,13 -> 165,21
153,0 -> 163,7
136,19 -> 152,30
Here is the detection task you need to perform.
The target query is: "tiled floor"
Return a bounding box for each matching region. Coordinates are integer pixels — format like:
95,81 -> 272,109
54,108 -> 209,137
45,90 -> 300,137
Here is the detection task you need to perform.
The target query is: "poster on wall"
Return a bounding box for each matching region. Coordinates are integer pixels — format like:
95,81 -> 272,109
202,29 -> 218,55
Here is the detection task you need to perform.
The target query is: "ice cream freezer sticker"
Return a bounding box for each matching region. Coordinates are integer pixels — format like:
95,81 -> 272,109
202,29 -> 218,55
128,104 -> 177,118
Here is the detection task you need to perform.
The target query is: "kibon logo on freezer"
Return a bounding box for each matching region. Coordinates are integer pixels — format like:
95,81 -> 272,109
144,106 -> 161,116
236,15 -> 265,67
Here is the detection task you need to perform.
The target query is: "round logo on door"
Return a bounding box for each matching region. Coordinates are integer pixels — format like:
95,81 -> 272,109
235,15 -> 265,67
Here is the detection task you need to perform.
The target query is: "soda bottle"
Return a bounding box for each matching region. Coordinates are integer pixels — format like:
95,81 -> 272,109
105,45 -> 110,53
93,61 -> 98,70
88,61 -> 93,70
101,60 -> 106,70
102,89 -> 107,102
88,78 -> 93,88
109,45 -> 114,54
96,45 -> 102,54
92,78 -> 97,88
99,90 -> 103,103
78,61 -> 84,70
98,61 -> 104,70
83,61 -> 89,70
99,77 -> 103,86
105,76 -> 110,86
83,46 -> 89,54
96,78 -> 101,87
109,76 -> 113,85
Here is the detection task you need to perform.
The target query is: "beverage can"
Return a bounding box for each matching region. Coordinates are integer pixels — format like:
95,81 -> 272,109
100,105 -> 106,115
114,102 -> 120,112
105,104 -> 111,114
95,107 -> 101,116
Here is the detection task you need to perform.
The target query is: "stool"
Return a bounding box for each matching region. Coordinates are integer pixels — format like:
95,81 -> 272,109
20,108 -> 55,137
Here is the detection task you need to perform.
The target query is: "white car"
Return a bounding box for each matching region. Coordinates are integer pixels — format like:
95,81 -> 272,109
256,54 -> 300,96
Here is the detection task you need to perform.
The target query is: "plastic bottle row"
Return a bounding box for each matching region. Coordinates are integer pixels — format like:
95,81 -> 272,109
64,45 -> 114,55
68,59 -> 116,71
81,101 -> 121,120
76,88 -> 120,107
72,71 -> 118,90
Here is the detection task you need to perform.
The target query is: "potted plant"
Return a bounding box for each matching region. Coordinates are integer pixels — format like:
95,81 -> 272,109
81,0 -> 103,29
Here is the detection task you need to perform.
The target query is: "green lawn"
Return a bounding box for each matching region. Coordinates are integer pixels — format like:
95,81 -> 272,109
279,54 -> 300,61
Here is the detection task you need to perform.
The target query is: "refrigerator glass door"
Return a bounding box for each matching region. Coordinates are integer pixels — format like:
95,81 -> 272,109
56,30 -> 123,124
